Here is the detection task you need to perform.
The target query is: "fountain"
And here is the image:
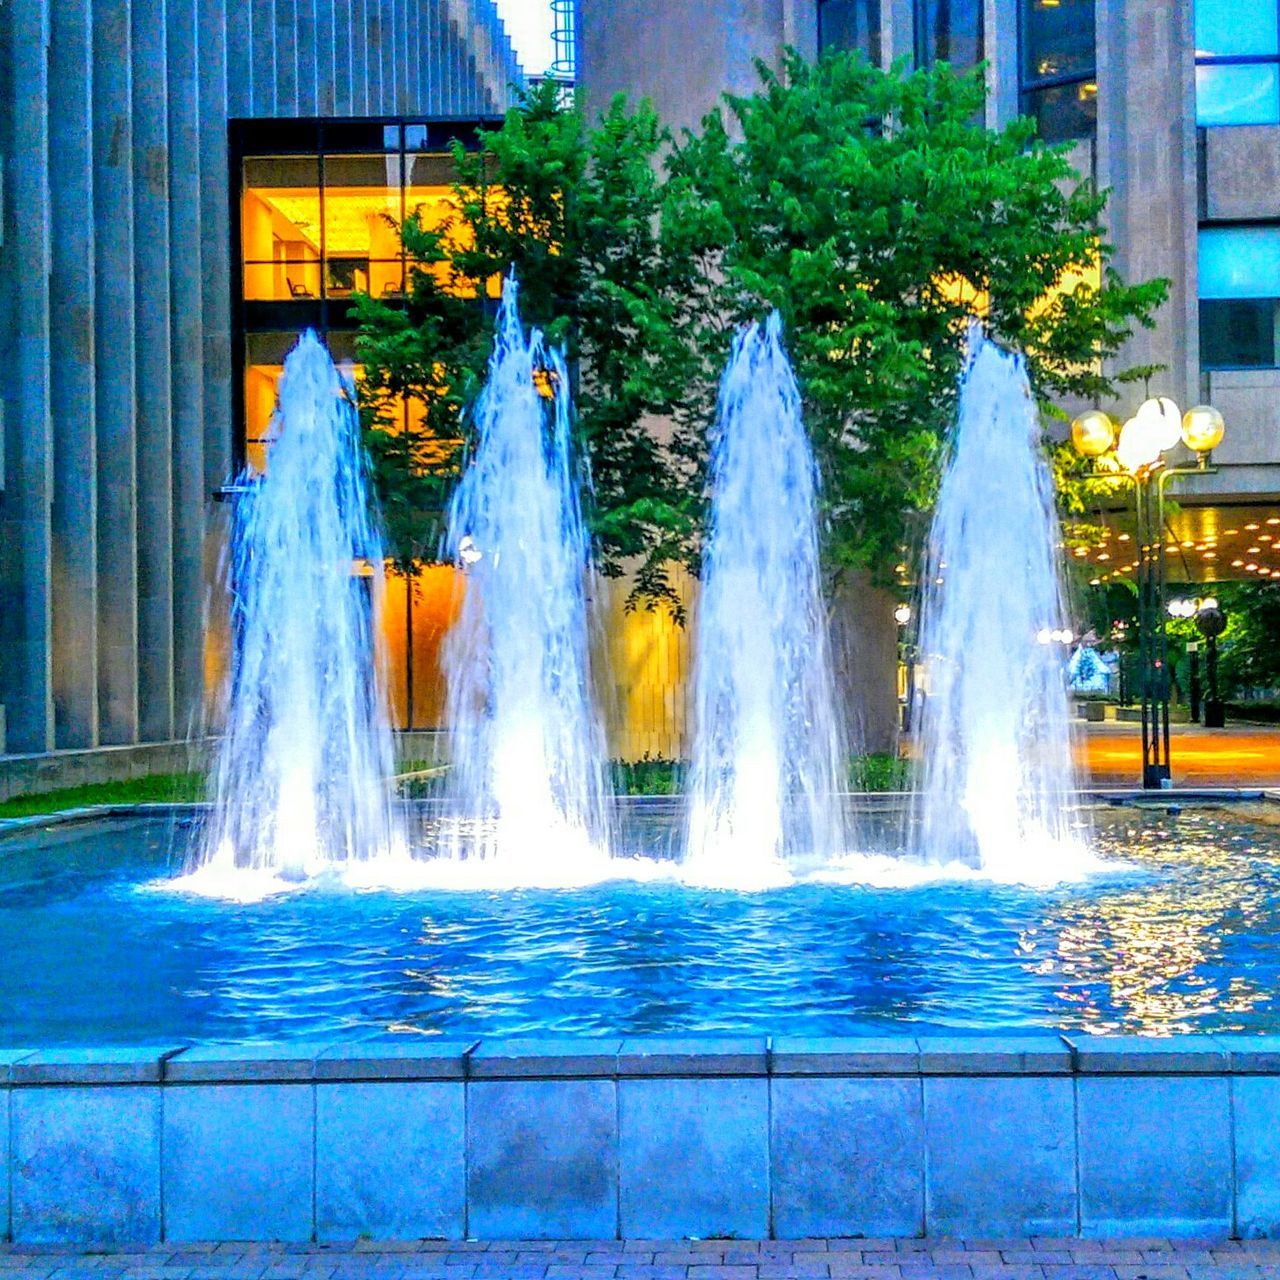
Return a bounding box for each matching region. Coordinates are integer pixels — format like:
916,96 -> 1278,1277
911,328 -> 1089,881
189,332 -> 402,888
685,313 -> 848,887
439,276 -> 610,877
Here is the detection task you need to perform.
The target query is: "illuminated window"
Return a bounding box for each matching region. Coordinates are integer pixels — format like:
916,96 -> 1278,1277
1195,0 -> 1280,125
231,117 -> 499,729
818,0 -> 882,63
916,0 -> 983,72
1019,0 -> 1097,143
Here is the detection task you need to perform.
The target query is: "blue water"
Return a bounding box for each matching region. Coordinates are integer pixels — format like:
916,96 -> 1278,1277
4,803 -> 1280,1045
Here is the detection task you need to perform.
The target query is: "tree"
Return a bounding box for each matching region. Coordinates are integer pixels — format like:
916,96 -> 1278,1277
351,80 -> 697,611
662,50 -> 1170,581
354,53 -> 1169,601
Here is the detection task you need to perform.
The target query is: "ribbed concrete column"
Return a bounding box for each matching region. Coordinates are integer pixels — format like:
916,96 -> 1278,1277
1,0 -> 54,753
225,0 -> 252,116
395,0 -> 408,112
132,0 -> 176,742
317,0 -> 338,114
199,0 -> 234,497
351,0 -> 369,114
423,0 -> 438,111
167,0 -> 207,735
276,0 -> 299,114
93,0 -> 141,746
404,0 -> 414,108
49,0 -> 100,749
251,0 -> 277,115
297,0 -> 318,114
369,0 -> 386,112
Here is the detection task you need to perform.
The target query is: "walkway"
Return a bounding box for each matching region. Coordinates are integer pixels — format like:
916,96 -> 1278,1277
1078,722 -> 1280,789
3,1239 -> 1280,1280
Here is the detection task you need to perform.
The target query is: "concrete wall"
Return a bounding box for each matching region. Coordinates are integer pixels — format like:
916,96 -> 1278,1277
0,0 -> 520,757
580,0 -> 816,132
3,1035 -> 1279,1243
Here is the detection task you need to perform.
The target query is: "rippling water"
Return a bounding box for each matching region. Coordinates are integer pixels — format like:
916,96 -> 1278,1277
4,803 -> 1280,1044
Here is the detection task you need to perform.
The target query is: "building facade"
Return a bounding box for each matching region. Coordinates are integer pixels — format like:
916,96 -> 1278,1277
0,0 -> 522,756
580,0 -> 1280,593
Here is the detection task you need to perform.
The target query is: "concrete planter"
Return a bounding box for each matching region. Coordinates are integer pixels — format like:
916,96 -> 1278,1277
3,1034 -> 1278,1243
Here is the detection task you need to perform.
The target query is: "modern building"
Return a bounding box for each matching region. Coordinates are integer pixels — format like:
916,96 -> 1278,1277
580,0 -> 1280,598
0,0 -> 523,760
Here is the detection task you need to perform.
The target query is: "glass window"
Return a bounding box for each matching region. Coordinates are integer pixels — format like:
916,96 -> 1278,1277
241,157 -> 322,301
1197,63 -> 1280,125
1195,0 -> 1278,59
323,153 -> 406,301
1200,225 -> 1280,298
1200,298 -> 1279,368
1022,0 -> 1095,83
1019,0 -> 1096,142
1195,0 -> 1280,125
1023,78 -> 1098,143
1199,225 -> 1280,370
819,0 -> 882,63
916,0 -> 983,70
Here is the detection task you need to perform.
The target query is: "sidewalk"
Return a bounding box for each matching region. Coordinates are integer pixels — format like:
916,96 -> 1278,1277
1078,721 -> 1280,789
3,1238 -> 1280,1280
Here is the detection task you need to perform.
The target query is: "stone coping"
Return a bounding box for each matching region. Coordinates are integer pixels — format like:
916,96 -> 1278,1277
3,1033 -> 1279,1083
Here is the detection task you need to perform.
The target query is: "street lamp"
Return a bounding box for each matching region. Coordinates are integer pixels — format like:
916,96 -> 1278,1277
1071,398 -> 1225,788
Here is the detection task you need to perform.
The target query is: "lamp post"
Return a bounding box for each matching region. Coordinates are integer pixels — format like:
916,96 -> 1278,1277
1071,399 -> 1225,788
1195,597 -> 1227,728
1169,598 -> 1204,722
895,601 -> 915,733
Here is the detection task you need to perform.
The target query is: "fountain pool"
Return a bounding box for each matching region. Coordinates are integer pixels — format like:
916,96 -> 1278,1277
5,800 -> 1280,1046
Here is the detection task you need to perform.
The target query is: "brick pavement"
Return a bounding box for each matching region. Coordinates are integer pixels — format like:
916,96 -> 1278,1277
2,1239 -> 1280,1280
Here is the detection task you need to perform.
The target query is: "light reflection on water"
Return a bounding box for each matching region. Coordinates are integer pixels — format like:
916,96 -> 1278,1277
3,804 -> 1280,1044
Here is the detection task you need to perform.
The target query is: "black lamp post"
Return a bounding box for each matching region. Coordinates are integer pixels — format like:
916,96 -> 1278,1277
1071,400 -> 1226,788
1195,599 -> 1227,728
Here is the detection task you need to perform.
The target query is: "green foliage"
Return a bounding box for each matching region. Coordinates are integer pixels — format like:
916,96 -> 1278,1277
354,53 -> 1168,596
849,751 -> 913,792
664,50 -> 1168,580
353,80 -> 697,610
610,757 -> 684,796
1210,583 -> 1280,698
0,773 -> 206,818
